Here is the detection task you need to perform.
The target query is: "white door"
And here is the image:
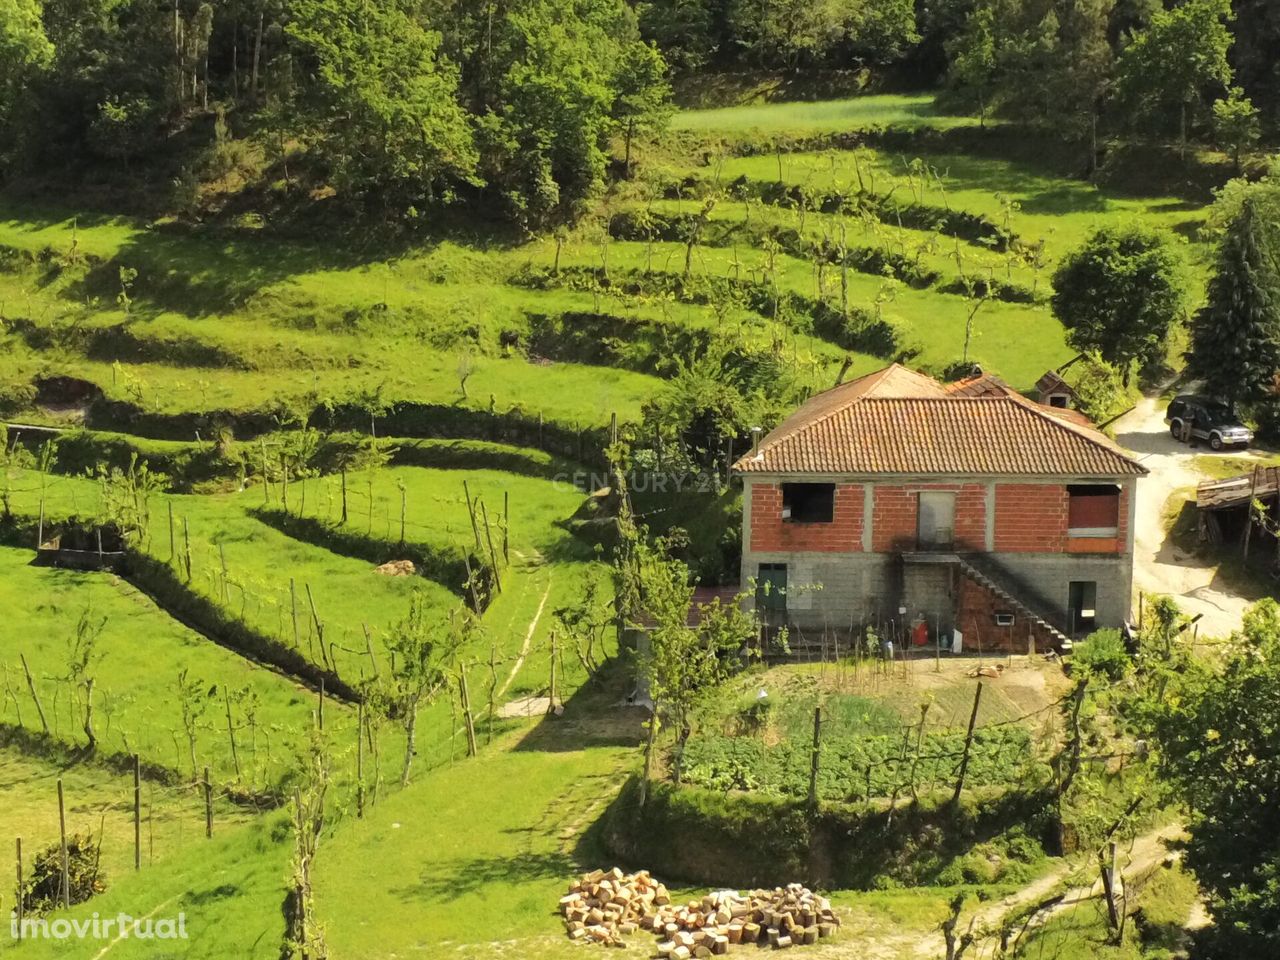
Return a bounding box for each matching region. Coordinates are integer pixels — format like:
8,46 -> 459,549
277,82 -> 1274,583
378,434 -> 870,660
917,492 -> 956,549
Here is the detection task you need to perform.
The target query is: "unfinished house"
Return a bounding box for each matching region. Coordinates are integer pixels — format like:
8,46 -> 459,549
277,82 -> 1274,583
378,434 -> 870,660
734,365 -> 1147,652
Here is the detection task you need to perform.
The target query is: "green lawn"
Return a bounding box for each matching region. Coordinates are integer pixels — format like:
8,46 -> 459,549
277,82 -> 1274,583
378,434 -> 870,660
0,746 -> 258,884
0,544 -> 344,787
672,93 -> 980,134
711,148 -> 1211,281
11,811 -> 293,960
314,708 -> 638,959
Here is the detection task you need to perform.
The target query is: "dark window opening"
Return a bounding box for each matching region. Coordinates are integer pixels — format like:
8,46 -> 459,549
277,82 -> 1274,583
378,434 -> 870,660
782,483 -> 835,523
1067,484 -> 1120,532
1048,394 -> 1069,408
1068,581 -> 1097,635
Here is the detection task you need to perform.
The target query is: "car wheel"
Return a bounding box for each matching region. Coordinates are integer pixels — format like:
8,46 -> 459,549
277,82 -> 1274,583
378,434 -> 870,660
1210,433 -> 1223,450
1170,421 -> 1183,440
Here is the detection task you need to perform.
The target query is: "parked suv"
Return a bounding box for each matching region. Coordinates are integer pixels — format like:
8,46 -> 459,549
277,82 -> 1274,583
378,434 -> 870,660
1166,395 -> 1252,450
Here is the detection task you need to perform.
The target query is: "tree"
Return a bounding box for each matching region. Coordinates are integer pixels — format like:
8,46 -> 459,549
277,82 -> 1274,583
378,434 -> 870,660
1142,599 -> 1280,956
1050,225 -> 1186,384
1114,0 -> 1233,157
383,591 -> 465,786
1187,198 -> 1280,407
634,537 -> 755,785
288,0 -> 479,210
945,3 -> 996,127
1212,87 -> 1261,172
610,41 -> 673,177
0,0 -> 53,169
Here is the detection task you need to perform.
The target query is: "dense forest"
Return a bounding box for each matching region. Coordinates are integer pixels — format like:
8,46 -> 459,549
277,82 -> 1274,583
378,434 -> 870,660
1,0 -> 1277,226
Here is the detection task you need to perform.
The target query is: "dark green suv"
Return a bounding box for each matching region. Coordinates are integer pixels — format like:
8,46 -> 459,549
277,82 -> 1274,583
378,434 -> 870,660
1166,395 -> 1252,450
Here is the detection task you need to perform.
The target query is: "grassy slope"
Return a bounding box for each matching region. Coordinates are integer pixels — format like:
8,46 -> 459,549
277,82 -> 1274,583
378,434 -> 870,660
0,746 -> 257,884
672,93 -> 981,133
12,812 -> 293,960
313,687 -> 640,960
0,545 -> 339,786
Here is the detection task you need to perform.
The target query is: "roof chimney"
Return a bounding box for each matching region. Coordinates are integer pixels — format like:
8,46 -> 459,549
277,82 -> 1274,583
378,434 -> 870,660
751,426 -> 763,460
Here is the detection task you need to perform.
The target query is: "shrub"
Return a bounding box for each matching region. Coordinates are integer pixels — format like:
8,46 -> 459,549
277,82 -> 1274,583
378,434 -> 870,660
22,834 -> 106,913
1073,628 -> 1131,681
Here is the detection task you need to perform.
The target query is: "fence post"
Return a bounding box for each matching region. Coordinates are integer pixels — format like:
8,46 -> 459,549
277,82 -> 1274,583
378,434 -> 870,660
133,754 -> 141,870
15,836 -> 23,938
459,670 -> 478,758
203,767 -> 213,838
356,701 -> 365,819
57,778 -> 69,908
19,653 -> 48,734
807,706 -> 822,809
952,682 -> 984,803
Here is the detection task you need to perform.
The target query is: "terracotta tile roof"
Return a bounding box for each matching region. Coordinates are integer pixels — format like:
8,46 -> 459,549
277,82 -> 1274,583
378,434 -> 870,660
945,373 -> 1015,398
735,364 -> 1146,477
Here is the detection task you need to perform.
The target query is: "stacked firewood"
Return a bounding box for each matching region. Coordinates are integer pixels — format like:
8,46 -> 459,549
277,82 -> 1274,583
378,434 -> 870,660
560,871 -> 840,953
560,868 -> 672,946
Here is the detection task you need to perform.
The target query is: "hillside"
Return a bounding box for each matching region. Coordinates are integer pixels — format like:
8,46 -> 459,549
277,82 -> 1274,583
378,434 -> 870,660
0,67 -> 1268,960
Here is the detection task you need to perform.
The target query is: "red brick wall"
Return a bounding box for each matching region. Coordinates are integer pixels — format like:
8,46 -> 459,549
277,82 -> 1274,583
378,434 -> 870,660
871,486 -> 916,552
871,483 -> 988,552
749,482 -> 864,553
993,484 -> 1067,552
956,572 -> 1060,653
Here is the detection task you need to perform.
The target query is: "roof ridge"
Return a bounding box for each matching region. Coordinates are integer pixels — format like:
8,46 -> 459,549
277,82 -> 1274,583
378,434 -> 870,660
753,364 -> 905,457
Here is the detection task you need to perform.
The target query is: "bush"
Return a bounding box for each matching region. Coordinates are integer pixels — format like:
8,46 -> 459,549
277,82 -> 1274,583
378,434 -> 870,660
21,834 -> 106,913
601,775 -> 1056,889
1072,628 -> 1131,681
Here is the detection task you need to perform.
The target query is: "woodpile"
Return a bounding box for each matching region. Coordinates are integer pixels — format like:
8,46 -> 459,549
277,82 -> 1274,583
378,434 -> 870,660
560,870 -> 840,953
373,560 -> 416,576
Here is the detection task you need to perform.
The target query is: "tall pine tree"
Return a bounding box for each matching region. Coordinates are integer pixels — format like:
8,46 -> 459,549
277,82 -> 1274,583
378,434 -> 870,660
1188,198 -> 1280,406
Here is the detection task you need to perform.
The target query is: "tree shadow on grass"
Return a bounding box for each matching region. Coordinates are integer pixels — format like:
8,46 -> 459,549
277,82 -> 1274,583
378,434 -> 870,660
389,849 -> 577,906
510,662 -> 647,755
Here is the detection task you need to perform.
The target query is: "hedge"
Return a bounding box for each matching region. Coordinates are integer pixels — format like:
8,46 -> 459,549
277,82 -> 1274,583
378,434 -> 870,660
601,776 -> 1056,889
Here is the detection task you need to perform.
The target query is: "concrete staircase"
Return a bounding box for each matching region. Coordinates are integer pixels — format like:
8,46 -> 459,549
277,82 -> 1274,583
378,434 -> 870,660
950,554 -> 1072,648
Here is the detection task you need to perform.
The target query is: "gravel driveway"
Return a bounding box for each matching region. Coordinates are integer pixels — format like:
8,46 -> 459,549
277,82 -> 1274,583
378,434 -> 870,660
1113,395 -> 1261,638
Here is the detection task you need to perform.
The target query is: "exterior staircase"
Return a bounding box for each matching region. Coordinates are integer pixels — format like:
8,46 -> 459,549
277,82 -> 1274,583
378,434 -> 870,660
903,551 -> 1072,649
953,554 -> 1072,648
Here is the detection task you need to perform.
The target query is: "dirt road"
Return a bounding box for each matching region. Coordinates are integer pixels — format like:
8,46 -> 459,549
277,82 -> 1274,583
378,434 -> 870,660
1113,395 -> 1258,638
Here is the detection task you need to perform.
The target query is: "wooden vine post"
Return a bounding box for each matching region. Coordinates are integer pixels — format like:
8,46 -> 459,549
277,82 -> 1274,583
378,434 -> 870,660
356,701 -> 365,819
203,767 -> 213,838
19,653 -> 48,734
15,837 -> 23,938
182,517 -> 193,581
952,682 -> 984,803
459,669 -> 478,758
807,706 -> 822,810
547,629 -> 559,713
133,754 -> 141,870
224,689 -> 241,778
57,778 -> 69,909
479,500 -> 502,593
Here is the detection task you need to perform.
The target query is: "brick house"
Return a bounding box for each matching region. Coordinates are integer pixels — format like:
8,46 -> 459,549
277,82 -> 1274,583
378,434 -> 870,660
734,364 -> 1147,652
